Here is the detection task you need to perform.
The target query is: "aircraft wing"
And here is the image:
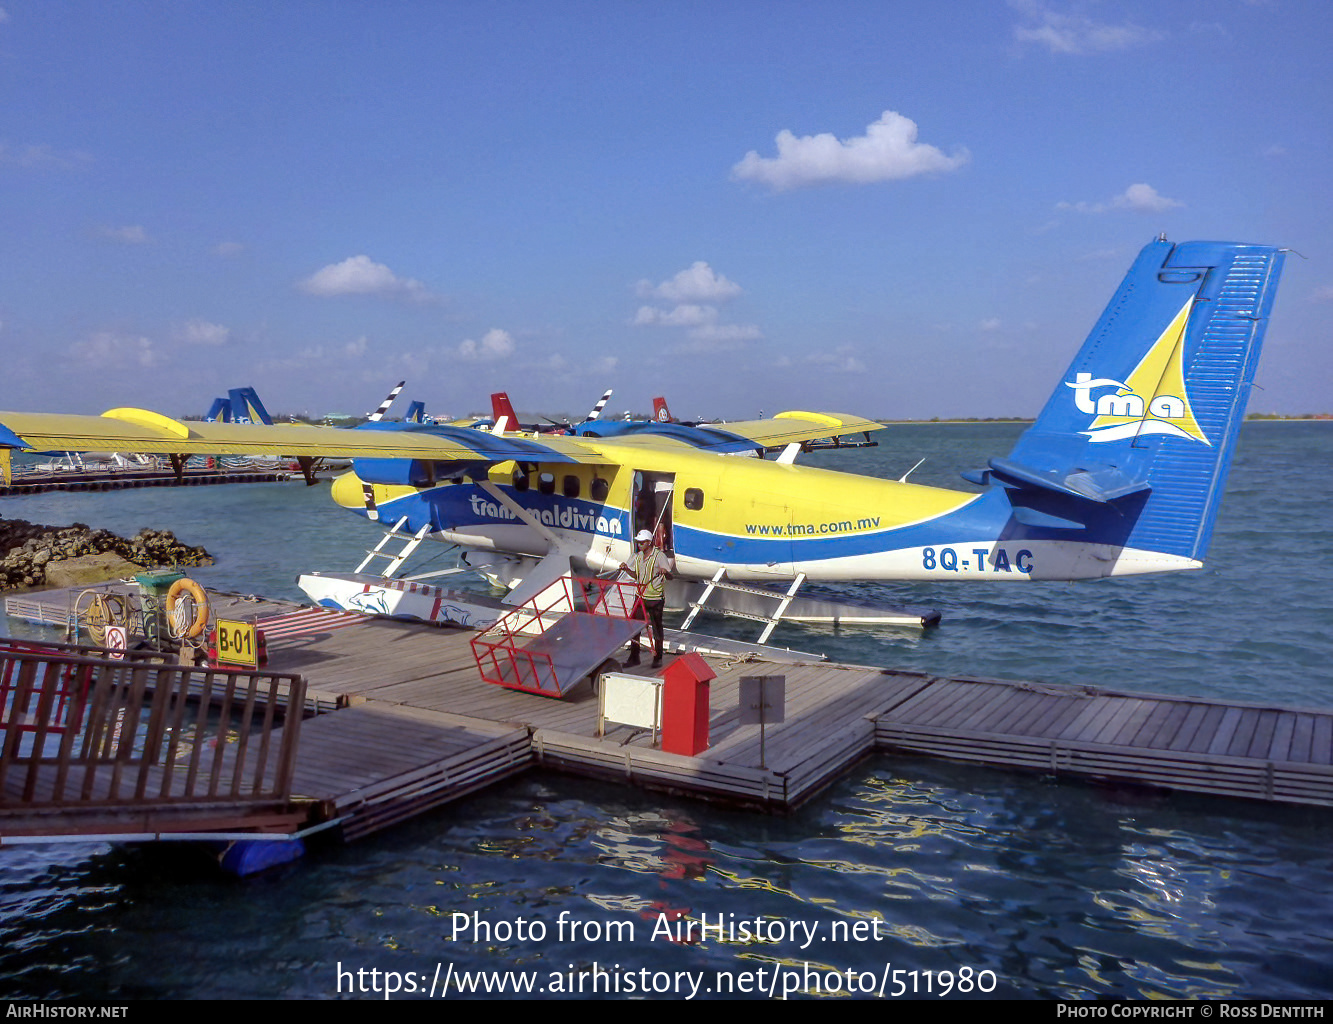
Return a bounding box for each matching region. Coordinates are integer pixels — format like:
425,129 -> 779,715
0,408 -> 609,465
702,411 -> 885,448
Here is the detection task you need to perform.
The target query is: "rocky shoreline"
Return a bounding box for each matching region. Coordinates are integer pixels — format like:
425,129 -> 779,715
0,517 -> 213,592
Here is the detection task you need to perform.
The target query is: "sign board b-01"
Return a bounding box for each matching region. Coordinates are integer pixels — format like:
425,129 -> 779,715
214,618 -> 258,667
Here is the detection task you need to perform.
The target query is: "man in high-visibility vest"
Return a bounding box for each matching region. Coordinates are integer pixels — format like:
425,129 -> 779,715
620,528 -> 671,667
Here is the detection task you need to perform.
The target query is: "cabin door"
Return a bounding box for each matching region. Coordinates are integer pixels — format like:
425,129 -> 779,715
632,471 -> 675,554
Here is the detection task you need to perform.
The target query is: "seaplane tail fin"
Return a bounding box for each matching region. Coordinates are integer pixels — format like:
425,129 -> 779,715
585,389 -> 613,422
652,397 -> 673,423
204,398 -> 231,423
405,400 -> 426,424
490,392 -> 518,425
227,387 -> 274,426
986,239 -> 1284,563
368,381 -> 405,422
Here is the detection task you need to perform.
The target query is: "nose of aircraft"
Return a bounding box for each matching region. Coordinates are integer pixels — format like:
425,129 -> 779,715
330,469 -> 368,510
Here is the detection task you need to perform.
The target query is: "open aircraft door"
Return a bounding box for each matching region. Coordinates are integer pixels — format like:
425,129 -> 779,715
631,471 -> 675,553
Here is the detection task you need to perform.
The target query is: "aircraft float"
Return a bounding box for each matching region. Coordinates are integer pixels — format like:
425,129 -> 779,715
0,238 -> 1285,636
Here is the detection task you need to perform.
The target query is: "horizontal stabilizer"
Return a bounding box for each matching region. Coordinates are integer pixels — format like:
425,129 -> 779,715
1009,506 -> 1090,531
963,456 -> 1152,531
979,457 -> 1151,504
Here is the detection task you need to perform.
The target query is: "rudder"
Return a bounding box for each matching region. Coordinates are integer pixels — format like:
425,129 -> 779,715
998,238 -> 1284,564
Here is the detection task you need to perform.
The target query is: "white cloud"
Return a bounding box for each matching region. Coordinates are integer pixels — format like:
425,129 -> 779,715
1310,285 -> 1333,304
979,318 -> 1002,332
98,224 -> 149,244
1057,183 -> 1183,214
731,110 -> 969,192
632,304 -> 719,328
214,241 -> 245,257
176,319 -> 229,346
1116,183 -> 1182,212
1011,0 -> 1164,55
637,261 -> 742,303
70,331 -> 161,369
633,261 -> 759,347
298,255 -> 436,302
457,328 -> 515,361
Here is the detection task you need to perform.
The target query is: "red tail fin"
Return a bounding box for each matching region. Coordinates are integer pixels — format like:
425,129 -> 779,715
652,397 -> 672,423
490,392 -> 518,423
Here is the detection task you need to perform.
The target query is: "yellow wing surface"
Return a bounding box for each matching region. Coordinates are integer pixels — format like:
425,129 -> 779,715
0,409 -> 604,464
694,411 -> 884,447
0,406 -> 883,464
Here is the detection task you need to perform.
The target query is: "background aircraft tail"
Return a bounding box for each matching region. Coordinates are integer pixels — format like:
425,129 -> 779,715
490,392 -> 518,430
367,381 -> 405,422
226,387 -> 274,425
975,239 -> 1284,564
652,397 -> 673,423
204,397 -> 231,422
585,389 -> 613,422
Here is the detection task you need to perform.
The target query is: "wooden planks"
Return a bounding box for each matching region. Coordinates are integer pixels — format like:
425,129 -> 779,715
875,675 -> 1333,806
288,701 -> 532,840
9,585 -> 1333,849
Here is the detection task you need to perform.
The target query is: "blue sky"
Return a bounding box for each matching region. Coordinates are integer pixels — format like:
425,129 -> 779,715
2,1 -> 1329,421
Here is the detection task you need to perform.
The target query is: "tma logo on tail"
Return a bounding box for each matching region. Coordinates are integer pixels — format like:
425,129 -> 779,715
1066,299 -> 1209,446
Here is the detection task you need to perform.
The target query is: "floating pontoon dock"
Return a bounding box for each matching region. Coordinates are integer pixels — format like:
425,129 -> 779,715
4,584 -> 1332,852
0,465 -> 295,496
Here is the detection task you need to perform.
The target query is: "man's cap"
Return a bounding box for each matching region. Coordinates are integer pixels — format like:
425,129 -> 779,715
635,529 -> 653,542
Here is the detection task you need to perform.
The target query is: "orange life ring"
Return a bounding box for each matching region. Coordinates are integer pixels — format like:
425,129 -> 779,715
166,577 -> 209,638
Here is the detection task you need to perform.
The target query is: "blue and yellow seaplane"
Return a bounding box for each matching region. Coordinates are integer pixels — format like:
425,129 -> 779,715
0,239 -> 1285,633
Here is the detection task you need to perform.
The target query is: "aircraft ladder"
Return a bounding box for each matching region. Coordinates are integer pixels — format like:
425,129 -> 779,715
355,516 -> 433,578
679,568 -> 807,645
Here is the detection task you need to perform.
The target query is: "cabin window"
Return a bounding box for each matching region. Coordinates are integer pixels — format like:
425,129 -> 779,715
538,472 -> 556,496
562,474 -> 581,498
591,477 -> 610,501
683,487 -> 704,511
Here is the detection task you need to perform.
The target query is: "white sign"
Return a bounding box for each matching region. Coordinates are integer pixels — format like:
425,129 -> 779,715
597,672 -> 663,742
105,625 -> 127,660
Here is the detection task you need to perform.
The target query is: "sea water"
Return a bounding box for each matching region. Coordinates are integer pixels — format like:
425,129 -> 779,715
1,422 -> 1330,999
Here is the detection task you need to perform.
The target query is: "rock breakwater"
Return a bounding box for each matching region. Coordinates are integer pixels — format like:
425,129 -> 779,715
0,517 -> 213,591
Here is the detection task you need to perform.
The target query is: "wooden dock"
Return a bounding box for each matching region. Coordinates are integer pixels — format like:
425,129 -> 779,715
0,466 -> 293,496
5,585 -> 1333,844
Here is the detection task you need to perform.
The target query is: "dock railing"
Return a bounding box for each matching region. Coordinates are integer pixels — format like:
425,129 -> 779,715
470,575 -> 645,697
0,641 -> 307,832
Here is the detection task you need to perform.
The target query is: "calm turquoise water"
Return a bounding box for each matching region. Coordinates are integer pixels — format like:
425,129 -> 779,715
2,422 -> 1331,1000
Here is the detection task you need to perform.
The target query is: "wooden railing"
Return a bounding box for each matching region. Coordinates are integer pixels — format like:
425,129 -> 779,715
0,641 -> 306,813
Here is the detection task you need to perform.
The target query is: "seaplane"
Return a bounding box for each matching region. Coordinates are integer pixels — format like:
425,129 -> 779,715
0,238 -> 1285,640
473,389 -> 616,435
